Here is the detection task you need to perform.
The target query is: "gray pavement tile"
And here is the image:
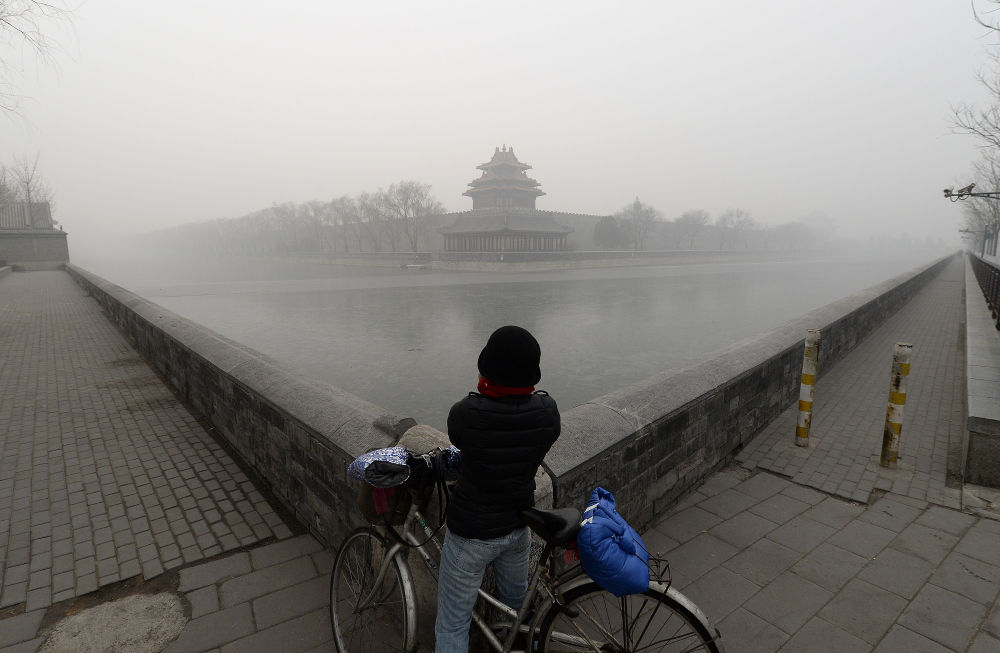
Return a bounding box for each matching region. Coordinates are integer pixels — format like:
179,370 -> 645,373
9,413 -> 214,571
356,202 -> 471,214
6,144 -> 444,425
717,608 -> 788,653
311,550 -> 334,576
818,578 -> 908,644
969,632 -> 1000,653
249,535 -> 323,570
747,493 -> 810,525
697,488 -> 759,520
219,557 -> 318,608
930,551 -> 1000,605
723,537 -> 802,587
874,625 -> 953,653
654,506 -> 723,544
890,523 -> 960,565
827,519 -> 896,559
641,524 -> 679,556
984,601 -> 1000,639
858,496 -> 924,533
801,497 -> 864,529
708,512 -> 779,549
777,616 -> 869,653
164,603 -> 256,653
745,571 -> 832,635
0,610 -> 44,648
220,607 -> 331,653
187,585 -> 220,619
914,505 -> 976,536
954,522 -> 1000,567
0,636 -> 46,653
897,583 -> 986,651
24,587 -> 50,612
252,575 -> 330,630
736,473 -> 791,500
662,533 -> 738,589
791,542 -> 867,592
766,515 -> 837,553
697,473 -> 742,497
178,552 -> 252,593
858,547 -> 935,600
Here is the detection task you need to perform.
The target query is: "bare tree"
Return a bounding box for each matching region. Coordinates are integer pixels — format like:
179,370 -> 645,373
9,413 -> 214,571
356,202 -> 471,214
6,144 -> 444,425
616,197 -> 662,251
960,152 -> 1000,255
716,208 -> 754,249
381,181 -> 445,252
0,164 -> 16,201
673,209 -> 710,249
1,1 -> 73,113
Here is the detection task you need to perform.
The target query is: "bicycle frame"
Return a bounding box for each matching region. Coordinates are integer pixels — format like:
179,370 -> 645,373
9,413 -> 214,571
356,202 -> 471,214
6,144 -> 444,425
359,500 -> 563,652
349,496 -> 724,653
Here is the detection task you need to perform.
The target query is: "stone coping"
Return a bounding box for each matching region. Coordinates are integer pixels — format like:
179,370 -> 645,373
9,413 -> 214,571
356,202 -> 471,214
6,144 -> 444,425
965,255 -> 1000,432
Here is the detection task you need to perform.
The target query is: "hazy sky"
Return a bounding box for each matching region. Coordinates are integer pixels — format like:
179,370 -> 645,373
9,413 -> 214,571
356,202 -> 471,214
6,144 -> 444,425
1,1 -> 996,256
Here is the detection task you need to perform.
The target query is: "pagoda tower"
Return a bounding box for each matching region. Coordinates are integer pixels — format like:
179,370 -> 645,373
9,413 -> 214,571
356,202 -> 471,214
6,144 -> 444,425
463,145 -> 546,210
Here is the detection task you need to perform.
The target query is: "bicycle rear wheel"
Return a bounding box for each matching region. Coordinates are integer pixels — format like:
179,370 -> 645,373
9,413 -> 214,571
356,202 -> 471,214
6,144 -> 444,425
330,527 -> 416,652
536,581 -> 721,652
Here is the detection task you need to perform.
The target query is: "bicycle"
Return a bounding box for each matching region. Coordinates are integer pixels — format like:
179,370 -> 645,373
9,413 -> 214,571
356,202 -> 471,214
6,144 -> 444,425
330,450 -> 724,652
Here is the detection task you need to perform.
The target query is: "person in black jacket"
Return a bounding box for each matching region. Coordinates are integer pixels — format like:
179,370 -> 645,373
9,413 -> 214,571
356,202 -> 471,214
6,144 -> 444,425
434,325 -> 561,653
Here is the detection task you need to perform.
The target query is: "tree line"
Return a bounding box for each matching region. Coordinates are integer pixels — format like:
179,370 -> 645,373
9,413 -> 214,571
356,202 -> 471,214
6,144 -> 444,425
148,181 -> 447,255
593,200 -> 829,252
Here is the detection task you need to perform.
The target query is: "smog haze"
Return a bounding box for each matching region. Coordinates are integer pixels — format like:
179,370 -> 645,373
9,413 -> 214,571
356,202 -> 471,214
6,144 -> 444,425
1,1 -> 993,258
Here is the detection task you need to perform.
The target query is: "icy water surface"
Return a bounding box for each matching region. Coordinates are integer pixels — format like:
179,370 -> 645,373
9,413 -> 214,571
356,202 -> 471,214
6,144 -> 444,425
79,252 -> 947,430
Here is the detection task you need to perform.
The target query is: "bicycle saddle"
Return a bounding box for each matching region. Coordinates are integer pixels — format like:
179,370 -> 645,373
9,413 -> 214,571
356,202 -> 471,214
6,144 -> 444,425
521,507 -> 582,547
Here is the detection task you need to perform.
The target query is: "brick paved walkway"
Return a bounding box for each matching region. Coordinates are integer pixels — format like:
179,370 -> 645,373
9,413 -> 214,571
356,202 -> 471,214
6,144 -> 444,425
0,272 -> 290,631
648,468 -> 1000,652
736,255 -> 966,508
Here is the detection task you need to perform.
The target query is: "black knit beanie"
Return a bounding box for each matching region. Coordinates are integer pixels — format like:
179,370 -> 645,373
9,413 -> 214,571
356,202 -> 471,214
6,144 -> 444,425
477,325 -> 541,387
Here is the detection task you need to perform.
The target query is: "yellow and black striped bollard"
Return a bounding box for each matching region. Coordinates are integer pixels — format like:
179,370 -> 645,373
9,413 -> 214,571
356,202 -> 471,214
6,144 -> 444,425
795,330 -> 821,447
879,342 -> 912,468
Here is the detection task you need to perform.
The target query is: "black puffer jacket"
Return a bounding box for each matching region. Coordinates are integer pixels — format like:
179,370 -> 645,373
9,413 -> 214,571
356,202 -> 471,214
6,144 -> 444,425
446,391 -> 561,539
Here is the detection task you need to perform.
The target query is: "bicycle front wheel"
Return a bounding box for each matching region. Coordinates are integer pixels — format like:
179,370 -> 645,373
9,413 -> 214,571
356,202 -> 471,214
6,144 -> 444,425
330,527 -> 416,653
536,581 -> 721,653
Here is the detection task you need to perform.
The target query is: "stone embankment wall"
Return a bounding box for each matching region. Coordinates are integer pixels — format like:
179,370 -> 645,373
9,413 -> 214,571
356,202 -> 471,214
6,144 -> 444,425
66,253 -> 956,547
545,253 -> 958,531
65,264 -> 414,546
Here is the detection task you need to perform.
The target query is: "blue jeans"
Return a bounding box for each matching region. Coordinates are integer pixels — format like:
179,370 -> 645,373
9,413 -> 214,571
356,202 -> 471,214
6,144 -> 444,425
434,527 -> 531,653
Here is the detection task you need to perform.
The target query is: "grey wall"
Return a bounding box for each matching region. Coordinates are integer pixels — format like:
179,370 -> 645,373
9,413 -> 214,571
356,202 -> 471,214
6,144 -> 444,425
545,253 -> 957,531
65,264 -> 414,546
0,230 -> 69,270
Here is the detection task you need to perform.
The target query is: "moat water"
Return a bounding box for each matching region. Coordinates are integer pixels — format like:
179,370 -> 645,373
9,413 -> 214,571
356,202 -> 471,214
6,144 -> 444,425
78,250 -> 948,430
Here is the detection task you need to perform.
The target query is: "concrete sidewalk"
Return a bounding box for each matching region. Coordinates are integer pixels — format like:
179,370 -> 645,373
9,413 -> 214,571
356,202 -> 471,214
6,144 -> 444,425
642,255 -> 1000,651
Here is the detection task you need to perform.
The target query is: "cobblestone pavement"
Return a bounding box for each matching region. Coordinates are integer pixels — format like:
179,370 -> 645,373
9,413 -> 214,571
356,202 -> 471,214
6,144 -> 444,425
0,271 -> 292,648
736,255 -> 967,508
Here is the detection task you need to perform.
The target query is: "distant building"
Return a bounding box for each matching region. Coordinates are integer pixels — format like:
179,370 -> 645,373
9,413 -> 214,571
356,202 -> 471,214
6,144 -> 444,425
0,202 -> 69,269
439,146 -> 583,252
0,202 -> 55,230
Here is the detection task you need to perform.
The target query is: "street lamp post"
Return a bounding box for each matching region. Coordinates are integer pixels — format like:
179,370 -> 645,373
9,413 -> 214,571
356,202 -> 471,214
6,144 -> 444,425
944,184 -> 1000,258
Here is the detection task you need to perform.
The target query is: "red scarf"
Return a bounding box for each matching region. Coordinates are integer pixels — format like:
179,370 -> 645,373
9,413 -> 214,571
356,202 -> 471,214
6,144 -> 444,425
477,377 -> 535,398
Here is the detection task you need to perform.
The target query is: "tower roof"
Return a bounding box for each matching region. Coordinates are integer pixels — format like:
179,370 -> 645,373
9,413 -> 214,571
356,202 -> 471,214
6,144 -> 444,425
464,145 -> 545,200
